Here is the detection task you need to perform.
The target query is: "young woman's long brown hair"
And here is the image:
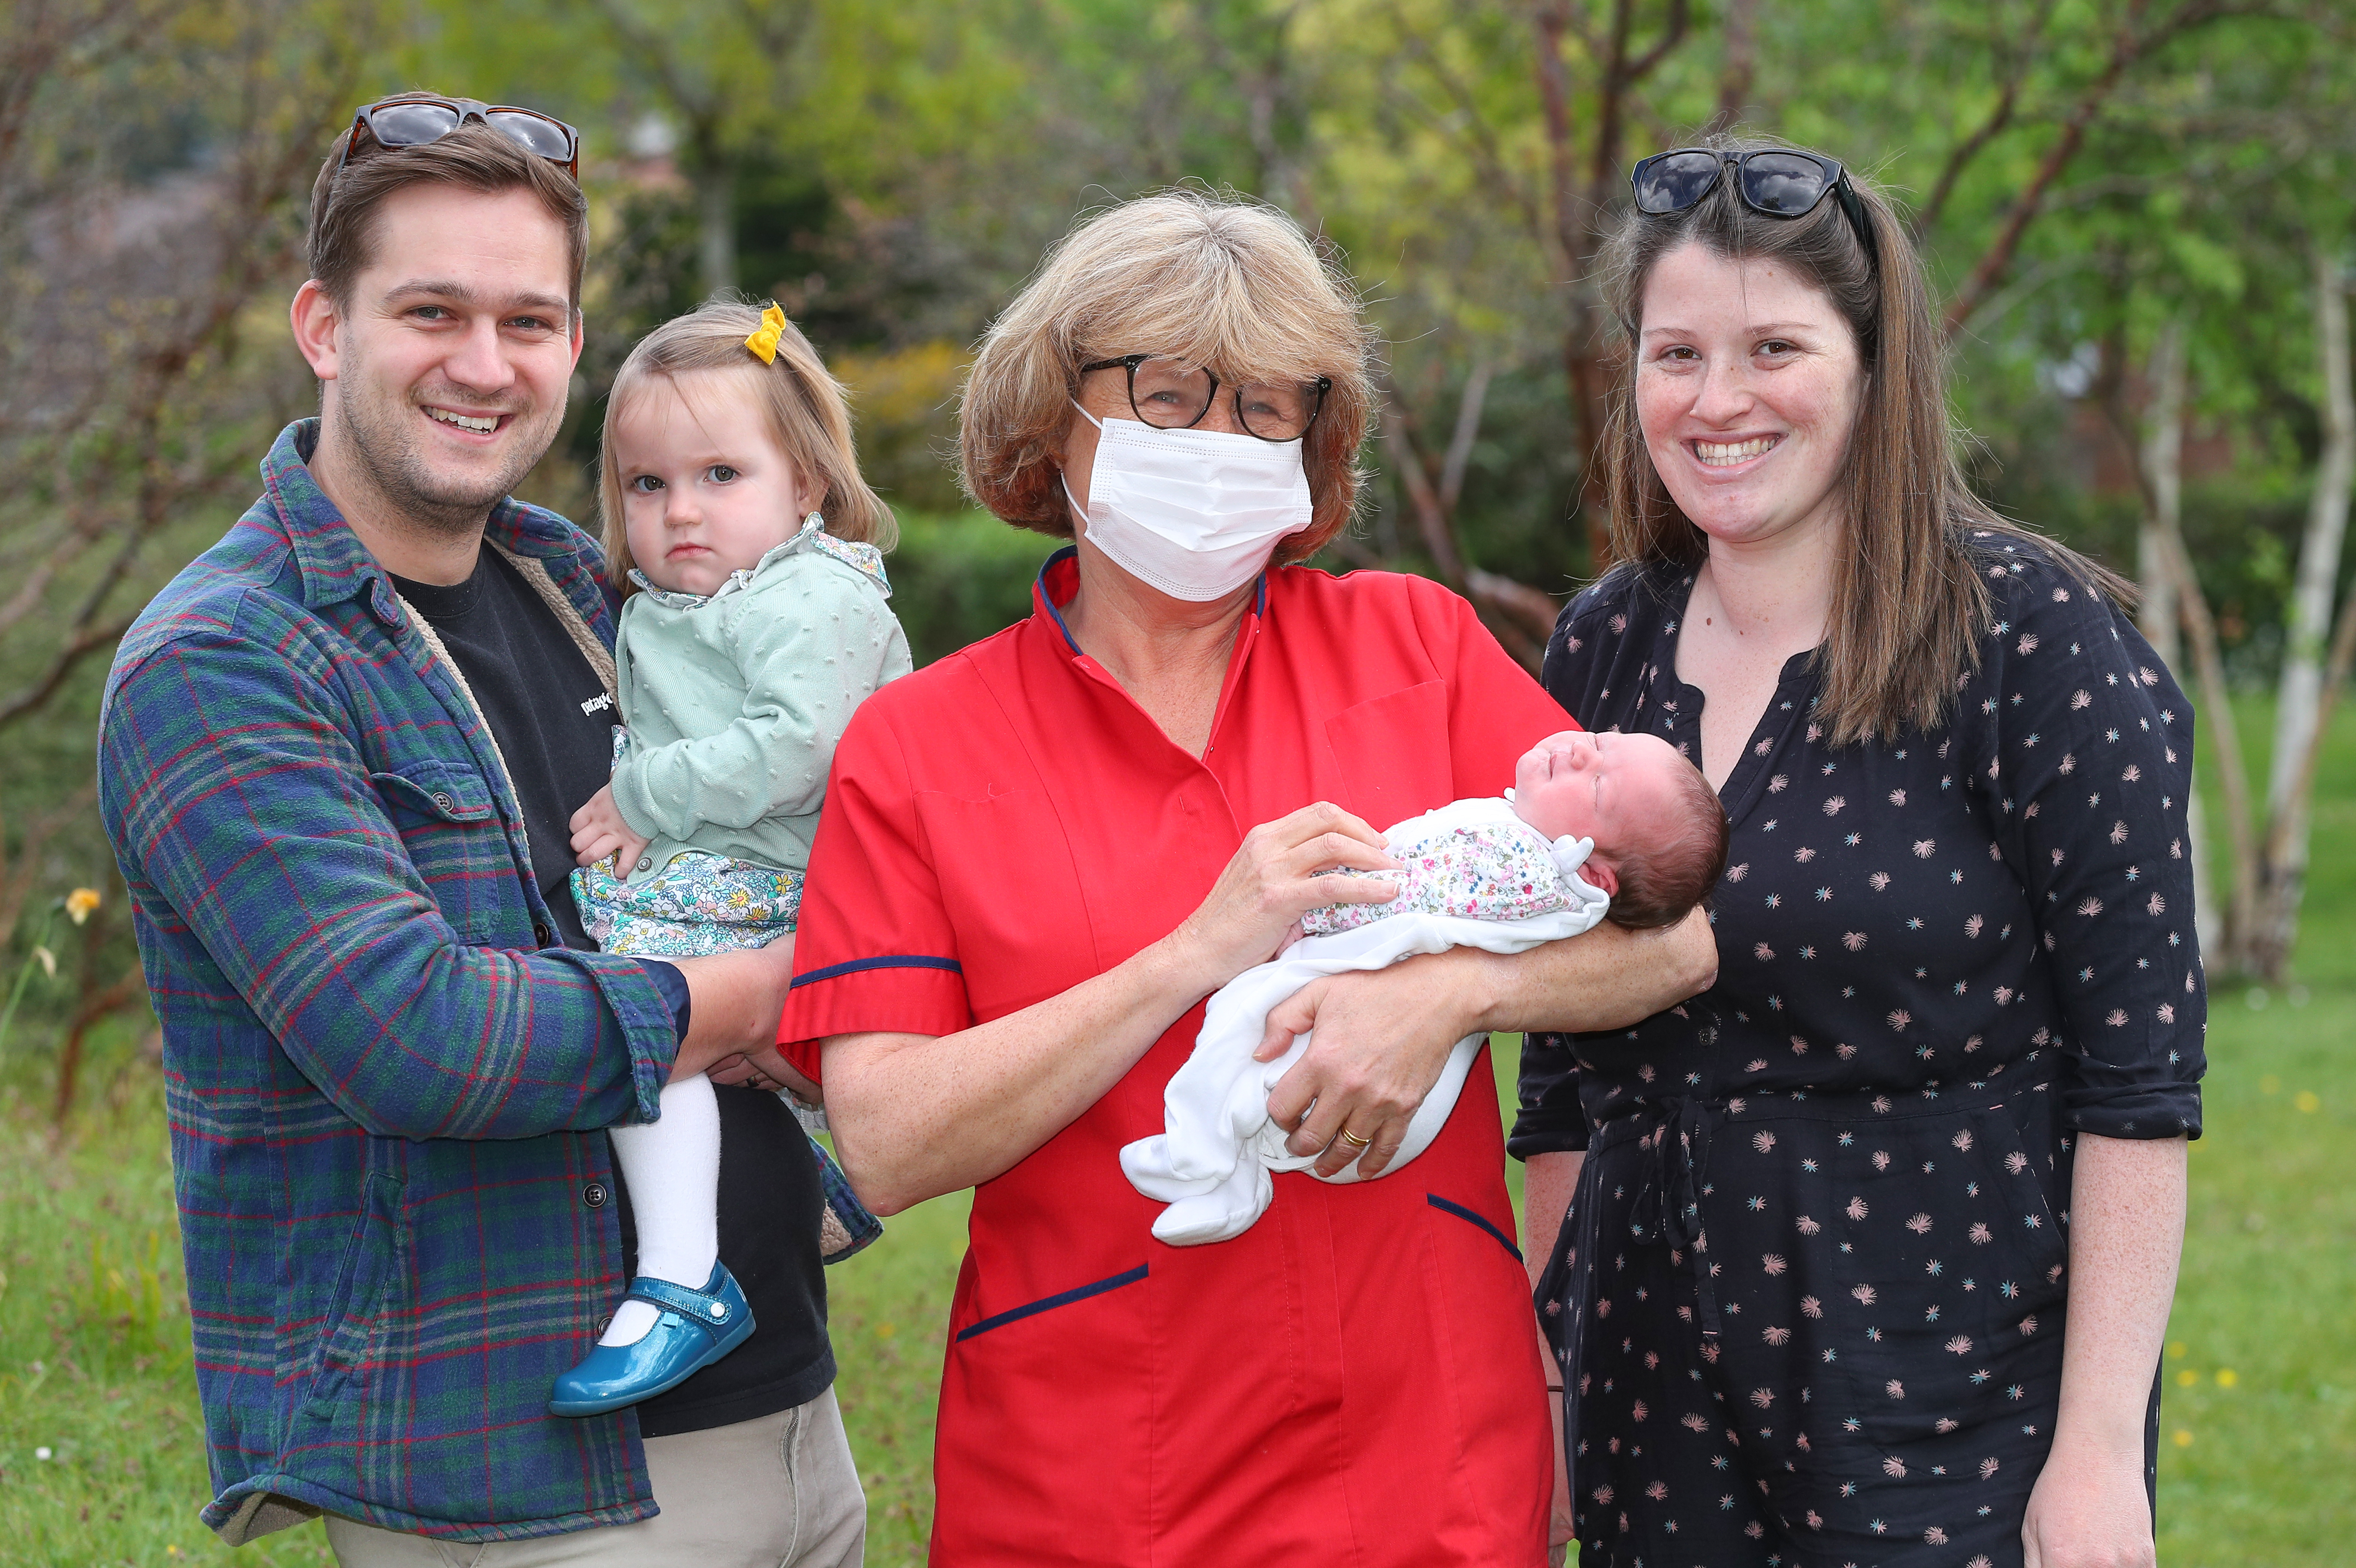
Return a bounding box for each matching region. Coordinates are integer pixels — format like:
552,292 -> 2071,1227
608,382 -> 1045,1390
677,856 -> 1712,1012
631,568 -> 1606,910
1593,133 -> 2128,746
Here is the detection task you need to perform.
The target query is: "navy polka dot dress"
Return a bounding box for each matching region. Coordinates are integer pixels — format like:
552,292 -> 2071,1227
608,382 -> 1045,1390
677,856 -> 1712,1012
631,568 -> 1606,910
1515,536 -> 2205,1568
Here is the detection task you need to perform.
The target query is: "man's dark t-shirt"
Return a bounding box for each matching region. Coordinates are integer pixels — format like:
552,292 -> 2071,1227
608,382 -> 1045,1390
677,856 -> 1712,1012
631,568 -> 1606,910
390,546 -> 833,1436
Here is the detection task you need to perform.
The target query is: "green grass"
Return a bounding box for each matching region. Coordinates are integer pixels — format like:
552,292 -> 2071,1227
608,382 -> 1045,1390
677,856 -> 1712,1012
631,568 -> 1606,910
0,698 -> 2350,1565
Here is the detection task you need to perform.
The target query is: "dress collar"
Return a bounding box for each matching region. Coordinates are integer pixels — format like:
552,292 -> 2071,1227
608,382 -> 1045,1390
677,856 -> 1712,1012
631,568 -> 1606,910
1029,545 -> 1269,657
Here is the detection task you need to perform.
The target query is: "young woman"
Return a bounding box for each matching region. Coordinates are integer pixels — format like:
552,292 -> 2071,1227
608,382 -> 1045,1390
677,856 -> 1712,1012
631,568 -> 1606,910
1518,136 -> 2201,1568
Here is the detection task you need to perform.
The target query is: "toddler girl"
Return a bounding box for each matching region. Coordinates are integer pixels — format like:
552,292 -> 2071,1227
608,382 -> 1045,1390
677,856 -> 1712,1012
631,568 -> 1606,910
549,300 -> 910,1416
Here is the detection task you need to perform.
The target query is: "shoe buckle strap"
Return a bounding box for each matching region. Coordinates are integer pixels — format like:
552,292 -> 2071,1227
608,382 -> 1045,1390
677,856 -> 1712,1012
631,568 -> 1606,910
624,1275 -> 737,1337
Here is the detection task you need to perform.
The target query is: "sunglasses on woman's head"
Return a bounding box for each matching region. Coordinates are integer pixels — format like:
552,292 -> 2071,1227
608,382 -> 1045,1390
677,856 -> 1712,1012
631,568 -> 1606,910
338,94 -> 580,180
1630,147 -> 1874,266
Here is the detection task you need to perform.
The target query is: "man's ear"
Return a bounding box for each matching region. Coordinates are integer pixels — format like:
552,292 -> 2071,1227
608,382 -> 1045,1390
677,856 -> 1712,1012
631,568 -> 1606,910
1580,857 -> 1619,898
568,306 -> 586,372
289,279 -> 343,381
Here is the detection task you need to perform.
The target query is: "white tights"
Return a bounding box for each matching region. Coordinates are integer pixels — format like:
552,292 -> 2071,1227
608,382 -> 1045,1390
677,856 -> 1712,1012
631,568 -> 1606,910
598,1072 -> 721,1347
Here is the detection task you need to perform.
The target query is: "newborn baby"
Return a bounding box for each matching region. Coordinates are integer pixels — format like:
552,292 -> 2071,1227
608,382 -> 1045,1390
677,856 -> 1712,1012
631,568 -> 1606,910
1122,729 -> 1728,1246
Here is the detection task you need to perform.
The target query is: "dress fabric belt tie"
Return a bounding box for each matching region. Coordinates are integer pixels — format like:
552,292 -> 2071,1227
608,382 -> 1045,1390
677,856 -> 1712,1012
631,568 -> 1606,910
1624,1096 -> 1722,1337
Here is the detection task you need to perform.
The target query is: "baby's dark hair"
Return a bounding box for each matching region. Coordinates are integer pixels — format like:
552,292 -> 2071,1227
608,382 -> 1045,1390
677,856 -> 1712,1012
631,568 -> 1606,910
1605,749 -> 1730,930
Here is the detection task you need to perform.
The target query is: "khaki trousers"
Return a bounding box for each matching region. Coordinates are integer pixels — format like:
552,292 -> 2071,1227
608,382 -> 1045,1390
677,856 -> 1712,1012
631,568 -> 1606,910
325,1389 -> 865,1568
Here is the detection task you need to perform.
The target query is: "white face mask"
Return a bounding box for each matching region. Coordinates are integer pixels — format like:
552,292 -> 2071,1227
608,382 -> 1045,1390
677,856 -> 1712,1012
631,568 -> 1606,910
1062,404 -> 1313,602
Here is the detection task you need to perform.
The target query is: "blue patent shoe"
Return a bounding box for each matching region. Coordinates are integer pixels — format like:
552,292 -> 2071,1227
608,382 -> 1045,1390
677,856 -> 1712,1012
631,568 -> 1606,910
548,1262 -> 755,1418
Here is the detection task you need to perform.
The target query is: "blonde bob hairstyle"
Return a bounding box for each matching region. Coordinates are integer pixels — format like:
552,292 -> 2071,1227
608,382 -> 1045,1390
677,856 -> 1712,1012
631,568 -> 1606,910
959,190 -> 1374,560
1595,133 -> 2124,746
598,298 -> 896,593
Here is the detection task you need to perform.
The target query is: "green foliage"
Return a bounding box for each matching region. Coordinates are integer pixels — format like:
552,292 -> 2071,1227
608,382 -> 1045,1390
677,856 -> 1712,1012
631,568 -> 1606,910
886,512 -> 1058,668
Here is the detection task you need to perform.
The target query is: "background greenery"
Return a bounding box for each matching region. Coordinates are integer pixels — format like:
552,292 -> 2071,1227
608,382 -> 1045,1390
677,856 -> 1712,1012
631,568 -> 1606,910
4,0 -> 2355,1560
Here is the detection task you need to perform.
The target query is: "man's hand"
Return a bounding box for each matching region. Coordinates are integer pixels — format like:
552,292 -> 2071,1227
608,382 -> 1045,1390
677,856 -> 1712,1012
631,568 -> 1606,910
709,1042 -> 822,1103
670,937 -> 797,1082
569,783 -> 650,871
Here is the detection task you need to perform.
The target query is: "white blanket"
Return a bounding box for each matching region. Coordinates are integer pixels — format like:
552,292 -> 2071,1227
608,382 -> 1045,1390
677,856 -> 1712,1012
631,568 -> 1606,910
1121,798 -> 1613,1246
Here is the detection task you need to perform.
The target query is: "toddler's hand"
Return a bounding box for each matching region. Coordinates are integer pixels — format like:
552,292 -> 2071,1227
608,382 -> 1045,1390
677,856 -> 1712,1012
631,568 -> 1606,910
569,783 -> 651,871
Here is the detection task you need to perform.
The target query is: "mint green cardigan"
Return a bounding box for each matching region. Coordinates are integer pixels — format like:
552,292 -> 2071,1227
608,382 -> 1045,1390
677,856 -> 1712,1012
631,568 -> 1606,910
609,519 -> 912,884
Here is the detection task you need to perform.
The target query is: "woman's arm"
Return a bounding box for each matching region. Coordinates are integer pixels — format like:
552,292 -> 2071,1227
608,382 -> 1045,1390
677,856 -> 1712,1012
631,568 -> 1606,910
1255,908 -> 1718,1177
2020,1131 -> 2186,1568
1524,1151 -> 1584,1305
822,802 -> 1404,1214
1526,1149 -> 1583,1551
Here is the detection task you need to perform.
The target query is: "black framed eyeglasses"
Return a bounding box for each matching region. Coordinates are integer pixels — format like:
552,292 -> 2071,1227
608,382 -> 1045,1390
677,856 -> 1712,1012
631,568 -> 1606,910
1630,147 -> 1874,266
1079,354 -> 1331,443
338,94 -> 580,180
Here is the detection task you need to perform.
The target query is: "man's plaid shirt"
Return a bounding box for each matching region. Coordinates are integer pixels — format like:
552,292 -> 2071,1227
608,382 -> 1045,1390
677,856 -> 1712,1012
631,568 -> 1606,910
99,421 -> 680,1544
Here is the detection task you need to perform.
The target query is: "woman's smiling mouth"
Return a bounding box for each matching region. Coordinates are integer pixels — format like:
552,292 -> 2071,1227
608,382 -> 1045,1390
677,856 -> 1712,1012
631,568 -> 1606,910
1692,435 -> 1779,467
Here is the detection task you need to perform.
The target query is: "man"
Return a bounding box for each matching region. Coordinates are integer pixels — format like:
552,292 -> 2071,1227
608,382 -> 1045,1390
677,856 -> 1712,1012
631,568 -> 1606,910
97,96 -> 863,1565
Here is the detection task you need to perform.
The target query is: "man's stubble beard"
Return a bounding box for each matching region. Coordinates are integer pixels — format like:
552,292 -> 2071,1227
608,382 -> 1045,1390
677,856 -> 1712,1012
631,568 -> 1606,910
334,344 -> 563,538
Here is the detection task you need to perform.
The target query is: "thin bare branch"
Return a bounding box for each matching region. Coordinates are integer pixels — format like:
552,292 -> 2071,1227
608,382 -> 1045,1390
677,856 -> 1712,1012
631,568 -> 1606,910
1383,4 -> 1542,241
1915,0 -> 2061,239
1439,361 -> 1494,514
1943,0 -> 2252,339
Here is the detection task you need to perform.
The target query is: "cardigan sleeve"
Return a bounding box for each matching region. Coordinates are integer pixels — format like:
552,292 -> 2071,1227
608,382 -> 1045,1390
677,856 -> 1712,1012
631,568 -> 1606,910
610,556 -> 912,842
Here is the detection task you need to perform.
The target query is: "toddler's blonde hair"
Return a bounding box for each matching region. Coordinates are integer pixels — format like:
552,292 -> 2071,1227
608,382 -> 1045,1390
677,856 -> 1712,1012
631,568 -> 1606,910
598,298 -> 896,591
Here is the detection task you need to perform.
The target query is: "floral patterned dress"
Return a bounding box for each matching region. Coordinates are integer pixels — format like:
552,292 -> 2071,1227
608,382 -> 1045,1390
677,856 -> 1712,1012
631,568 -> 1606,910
1515,535 -> 2205,1568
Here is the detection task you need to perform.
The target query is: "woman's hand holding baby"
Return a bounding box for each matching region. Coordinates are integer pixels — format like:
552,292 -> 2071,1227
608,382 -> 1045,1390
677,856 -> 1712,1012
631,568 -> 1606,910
1255,959 -> 1479,1177
569,783 -> 651,871
1160,802 -> 1400,995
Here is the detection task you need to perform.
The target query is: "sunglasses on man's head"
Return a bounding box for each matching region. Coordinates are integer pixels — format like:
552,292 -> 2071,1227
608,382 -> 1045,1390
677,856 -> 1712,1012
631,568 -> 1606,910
1630,147 -> 1874,265
338,94 -> 580,180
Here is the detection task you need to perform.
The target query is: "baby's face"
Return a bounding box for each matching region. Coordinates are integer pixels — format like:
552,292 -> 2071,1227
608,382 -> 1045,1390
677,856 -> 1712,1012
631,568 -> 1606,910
1512,729 -> 1691,854
614,367 -> 815,597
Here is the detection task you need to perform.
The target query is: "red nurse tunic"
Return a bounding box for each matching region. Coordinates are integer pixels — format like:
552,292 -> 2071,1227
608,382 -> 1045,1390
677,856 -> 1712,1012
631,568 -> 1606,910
784,550 -> 1576,1567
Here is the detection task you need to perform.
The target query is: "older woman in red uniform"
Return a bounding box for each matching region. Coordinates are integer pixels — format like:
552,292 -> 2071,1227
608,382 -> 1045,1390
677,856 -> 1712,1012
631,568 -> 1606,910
777,193 -> 1717,1565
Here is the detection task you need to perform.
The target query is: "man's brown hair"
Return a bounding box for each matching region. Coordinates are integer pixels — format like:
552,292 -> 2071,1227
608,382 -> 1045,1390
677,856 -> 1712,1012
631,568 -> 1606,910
305,115 -> 588,315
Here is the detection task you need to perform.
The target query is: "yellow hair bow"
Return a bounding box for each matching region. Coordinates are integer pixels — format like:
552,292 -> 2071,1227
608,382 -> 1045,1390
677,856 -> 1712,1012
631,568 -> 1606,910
744,303 -> 787,365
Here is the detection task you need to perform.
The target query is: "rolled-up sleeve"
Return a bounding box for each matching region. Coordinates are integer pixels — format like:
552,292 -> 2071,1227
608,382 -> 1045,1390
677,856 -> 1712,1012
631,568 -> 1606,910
1967,546 -> 2205,1140
100,614 -> 677,1141
1509,1030 -> 1590,1157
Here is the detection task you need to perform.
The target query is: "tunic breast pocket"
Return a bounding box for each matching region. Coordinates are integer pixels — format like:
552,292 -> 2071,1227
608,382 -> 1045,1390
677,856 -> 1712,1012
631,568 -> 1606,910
1321,680 -> 1455,827
915,787 -> 1098,1017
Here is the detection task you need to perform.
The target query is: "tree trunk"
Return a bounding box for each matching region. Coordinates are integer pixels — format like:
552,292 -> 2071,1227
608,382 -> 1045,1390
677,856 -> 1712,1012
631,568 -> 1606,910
2134,318 -> 2218,956
696,159 -> 737,302
1717,0 -> 1758,126
2256,244 -> 2353,975
2157,523 -> 2260,971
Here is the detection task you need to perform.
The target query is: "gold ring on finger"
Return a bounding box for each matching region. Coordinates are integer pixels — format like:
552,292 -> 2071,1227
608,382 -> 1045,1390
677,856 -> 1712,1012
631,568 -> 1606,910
1338,1127 -> 1372,1148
